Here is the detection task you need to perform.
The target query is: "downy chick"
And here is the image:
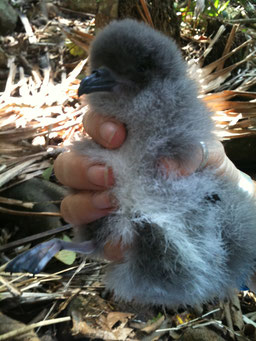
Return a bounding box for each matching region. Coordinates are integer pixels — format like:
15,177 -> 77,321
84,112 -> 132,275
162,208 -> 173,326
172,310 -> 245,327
7,19 -> 256,307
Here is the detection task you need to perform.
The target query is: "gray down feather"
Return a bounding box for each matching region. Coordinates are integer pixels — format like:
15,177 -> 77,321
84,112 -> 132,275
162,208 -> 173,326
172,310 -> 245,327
74,19 -> 256,307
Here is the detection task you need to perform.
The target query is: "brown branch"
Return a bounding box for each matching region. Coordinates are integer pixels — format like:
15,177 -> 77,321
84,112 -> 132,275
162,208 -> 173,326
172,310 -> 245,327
0,224 -> 72,252
216,24 -> 239,72
0,206 -> 61,217
139,0 -> 154,27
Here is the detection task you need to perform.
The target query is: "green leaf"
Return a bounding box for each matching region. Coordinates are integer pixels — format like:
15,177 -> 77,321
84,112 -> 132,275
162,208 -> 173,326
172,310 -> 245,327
55,235 -> 76,265
65,40 -> 84,57
179,7 -> 188,12
214,0 -> 219,8
218,0 -> 230,14
42,165 -> 54,181
148,312 -> 163,323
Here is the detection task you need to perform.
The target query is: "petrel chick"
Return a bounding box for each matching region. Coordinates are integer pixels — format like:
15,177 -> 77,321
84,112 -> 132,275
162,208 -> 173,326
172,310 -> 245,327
6,19 -> 256,307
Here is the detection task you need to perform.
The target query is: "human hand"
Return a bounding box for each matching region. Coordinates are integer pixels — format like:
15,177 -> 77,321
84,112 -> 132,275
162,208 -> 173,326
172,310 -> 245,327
54,111 -> 127,261
54,112 -> 255,262
161,139 -> 256,201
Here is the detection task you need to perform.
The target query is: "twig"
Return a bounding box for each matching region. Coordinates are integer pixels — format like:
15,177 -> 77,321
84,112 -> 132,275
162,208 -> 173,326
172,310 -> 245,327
0,157 -> 43,188
0,275 -> 21,296
0,196 -> 34,208
0,316 -> 71,340
243,315 -> 256,328
17,11 -> 37,44
37,263 -> 85,331
0,206 -> 61,217
222,301 -> 235,339
139,0 -> 154,27
0,224 -> 72,253
227,18 -> 256,24
201,39 -> 252,77
216,24 -> 239,72
1,57 -> 16,98
65,58 -> 88,84
202,25 -> 226,59
156,308 -> 221,332
136,4 -> 148,24
58,6 -> 95,18
204,49 -> 256,83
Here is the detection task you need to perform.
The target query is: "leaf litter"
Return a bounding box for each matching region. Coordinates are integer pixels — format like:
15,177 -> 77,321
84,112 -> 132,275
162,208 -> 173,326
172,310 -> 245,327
0,1 -> 256,340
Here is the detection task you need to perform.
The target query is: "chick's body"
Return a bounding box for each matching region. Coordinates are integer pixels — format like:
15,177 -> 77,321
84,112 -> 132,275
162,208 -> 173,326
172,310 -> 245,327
75,19 -> 256,306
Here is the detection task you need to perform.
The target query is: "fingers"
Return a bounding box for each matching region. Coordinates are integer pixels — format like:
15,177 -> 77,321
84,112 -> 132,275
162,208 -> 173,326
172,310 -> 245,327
54,151 -> 116,225
60,191 -> 115,225
203,140 -> 226,174
54,112 -> 126,191
83,111 -> 126,149
54,151 -> 114,191
159,144 -> 203,176
158,139 -> 231,180
54,111 -> 126,245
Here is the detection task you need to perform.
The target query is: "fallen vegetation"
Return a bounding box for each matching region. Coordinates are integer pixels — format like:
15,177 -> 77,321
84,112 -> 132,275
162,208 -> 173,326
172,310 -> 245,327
0,0 -> 256,340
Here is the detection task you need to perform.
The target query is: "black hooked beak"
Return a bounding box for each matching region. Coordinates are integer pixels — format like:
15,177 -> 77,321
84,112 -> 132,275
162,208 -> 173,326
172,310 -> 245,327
78,68 -> 117,96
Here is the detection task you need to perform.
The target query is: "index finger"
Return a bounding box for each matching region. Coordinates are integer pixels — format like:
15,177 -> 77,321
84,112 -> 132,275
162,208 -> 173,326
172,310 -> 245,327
83,111 -> 126,149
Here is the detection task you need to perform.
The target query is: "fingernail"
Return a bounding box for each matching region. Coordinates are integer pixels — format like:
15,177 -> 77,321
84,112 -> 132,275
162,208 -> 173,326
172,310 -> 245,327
92,192 -> 113,209
104,167 -> 114,187
100,122 -> 118,145
87,165 -> 114,187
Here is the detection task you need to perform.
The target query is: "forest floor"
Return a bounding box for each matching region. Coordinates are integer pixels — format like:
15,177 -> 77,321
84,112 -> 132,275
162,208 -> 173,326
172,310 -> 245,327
0,1 -> 256,340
